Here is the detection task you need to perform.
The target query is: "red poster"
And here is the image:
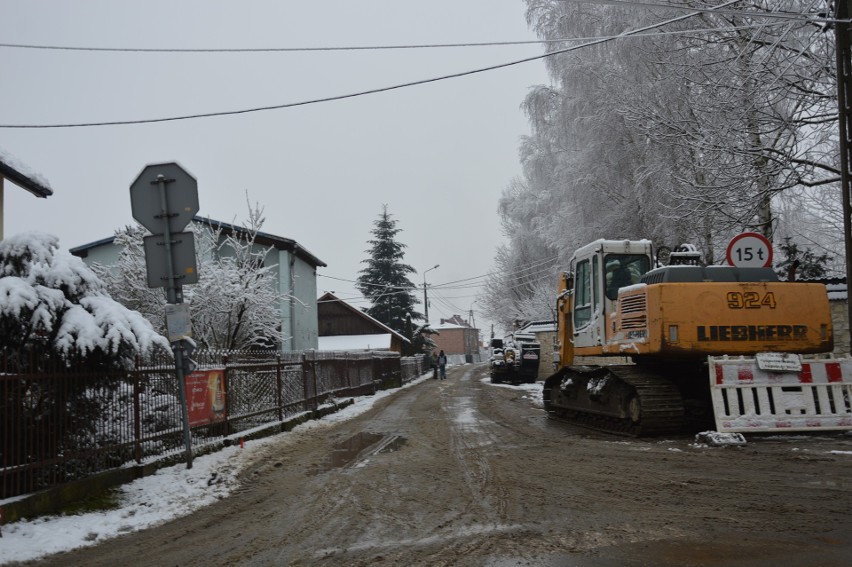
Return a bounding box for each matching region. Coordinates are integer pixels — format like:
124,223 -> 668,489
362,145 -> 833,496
185,369 -> 227,427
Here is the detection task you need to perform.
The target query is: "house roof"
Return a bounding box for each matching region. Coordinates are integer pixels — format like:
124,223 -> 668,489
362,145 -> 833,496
69,215 -> 326,268
433,322 -> 467,330
0,152 -> 53,198
517,320 -> 557,333
317,292 -> 410,344
318,333 -> 392,351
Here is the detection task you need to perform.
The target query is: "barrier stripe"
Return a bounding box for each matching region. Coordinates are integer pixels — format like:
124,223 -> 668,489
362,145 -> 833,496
709,356 -> 852,434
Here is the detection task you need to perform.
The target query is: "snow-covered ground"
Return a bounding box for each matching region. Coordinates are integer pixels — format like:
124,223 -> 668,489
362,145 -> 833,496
0,374 -> 435,564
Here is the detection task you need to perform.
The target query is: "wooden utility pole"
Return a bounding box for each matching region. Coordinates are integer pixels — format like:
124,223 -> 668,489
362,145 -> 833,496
836,1 -> 852,347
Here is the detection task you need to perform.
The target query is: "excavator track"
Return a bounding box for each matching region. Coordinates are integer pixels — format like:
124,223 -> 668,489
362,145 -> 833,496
543,365 -> 685,436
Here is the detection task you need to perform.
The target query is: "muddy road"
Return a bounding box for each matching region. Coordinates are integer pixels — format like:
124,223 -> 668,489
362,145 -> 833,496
34,363 -> 852,566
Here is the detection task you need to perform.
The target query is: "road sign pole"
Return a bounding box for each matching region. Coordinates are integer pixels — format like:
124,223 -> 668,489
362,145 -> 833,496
131,162 -> 200,470
154,173 -> 194,469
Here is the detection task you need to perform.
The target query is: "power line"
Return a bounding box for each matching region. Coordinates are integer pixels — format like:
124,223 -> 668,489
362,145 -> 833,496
0,14 -> 823,55
0,18 -> 798,129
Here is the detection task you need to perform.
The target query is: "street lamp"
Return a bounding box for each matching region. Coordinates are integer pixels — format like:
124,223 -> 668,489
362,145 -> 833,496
423,264 -> 439,325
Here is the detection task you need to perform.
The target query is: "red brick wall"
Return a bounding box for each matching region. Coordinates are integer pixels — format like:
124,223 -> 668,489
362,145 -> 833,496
431,328 -> 479,356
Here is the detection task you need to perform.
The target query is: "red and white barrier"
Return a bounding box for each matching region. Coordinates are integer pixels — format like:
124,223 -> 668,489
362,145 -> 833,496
709,356 -> 852,433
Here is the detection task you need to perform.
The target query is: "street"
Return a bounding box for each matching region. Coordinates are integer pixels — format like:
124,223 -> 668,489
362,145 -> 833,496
31,363 -> 852,566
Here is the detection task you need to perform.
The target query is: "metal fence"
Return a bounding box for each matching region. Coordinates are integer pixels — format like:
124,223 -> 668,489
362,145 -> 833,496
0,350 -> 427,500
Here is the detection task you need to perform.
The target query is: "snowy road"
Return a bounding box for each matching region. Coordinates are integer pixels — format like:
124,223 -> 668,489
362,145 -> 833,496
14,363 -> 852,566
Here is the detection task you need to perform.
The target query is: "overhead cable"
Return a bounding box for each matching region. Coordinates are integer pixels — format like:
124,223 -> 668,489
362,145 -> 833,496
0,14 -> 797,129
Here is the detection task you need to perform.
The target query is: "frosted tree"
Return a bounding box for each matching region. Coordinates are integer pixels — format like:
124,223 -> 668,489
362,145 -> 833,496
484,0 -> 845,327
96,200 -> 289,351
356,205 -> 422,333
0,232 -> 168,371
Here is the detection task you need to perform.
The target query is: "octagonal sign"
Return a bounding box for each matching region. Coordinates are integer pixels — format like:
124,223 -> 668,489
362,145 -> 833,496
130,162 -> 199,235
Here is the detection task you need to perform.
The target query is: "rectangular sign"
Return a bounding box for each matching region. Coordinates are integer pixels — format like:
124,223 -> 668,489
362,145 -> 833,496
756,352 -> 802,372
185,368 -> 227,427
143,232 -> 199,288
165,303 -> 192,342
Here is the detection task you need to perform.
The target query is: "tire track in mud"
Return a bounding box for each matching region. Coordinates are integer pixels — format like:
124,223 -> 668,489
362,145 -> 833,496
443,366 -> 513,526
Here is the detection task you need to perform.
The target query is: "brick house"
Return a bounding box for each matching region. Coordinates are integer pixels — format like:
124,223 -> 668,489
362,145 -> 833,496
431,315 -> 480,361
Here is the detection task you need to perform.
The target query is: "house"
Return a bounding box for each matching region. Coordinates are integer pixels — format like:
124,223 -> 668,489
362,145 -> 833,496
824,278 -> 850,355
0,148 -> 53,240
316,292 -> 409,353
70,216 -> 326,351
515,320 -> 558,380
431,315 -> 480,361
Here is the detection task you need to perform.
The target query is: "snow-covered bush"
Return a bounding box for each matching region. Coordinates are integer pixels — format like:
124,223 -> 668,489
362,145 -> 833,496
0,232 -> 169,370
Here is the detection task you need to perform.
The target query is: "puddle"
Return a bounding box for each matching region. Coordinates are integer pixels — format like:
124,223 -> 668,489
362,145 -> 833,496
318,432 -> 407,472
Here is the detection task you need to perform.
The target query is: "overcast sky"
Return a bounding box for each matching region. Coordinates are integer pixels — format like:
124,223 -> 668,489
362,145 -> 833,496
0,0 -> 549,334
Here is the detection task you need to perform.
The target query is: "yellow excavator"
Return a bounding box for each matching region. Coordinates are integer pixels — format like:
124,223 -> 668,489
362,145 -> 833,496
543,239 -> 852,435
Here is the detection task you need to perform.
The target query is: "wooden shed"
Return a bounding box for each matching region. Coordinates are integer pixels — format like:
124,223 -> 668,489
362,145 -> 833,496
317,292 -> 409,353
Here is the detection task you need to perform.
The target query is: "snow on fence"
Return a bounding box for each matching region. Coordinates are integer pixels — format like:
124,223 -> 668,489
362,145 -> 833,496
0,351 -> 427,500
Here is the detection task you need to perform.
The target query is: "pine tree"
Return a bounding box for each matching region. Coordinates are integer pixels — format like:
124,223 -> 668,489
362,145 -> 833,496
357,205 -> 422,332
774,237 -> 831,282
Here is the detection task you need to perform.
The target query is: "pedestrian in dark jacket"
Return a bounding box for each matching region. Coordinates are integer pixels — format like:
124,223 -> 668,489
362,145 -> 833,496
432,352 -> 438,379
438,350 -> 448,380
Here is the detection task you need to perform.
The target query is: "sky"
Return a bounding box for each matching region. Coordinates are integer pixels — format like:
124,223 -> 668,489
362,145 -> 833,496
0,0 -> 551,335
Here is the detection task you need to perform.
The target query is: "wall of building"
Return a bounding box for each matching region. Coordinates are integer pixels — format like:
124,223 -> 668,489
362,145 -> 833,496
432,327 -> 479,357
278,248 -> 319,351
533,330 -> 558,381
73,226 -> 321,352
830,299 -> 850,355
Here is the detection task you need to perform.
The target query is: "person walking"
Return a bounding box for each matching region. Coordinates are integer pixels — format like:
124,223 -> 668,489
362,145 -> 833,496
431,351 -> 439,379
438,350 -> 448,380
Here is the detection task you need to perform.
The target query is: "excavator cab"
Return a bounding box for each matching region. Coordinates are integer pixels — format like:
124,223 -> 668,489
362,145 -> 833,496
569,240 -> 654,350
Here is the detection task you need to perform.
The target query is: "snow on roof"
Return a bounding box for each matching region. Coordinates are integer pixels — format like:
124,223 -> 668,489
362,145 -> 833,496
521,321 -> 557,333
0,145 -> 53,197
826,282 -> 848,301
433,322 -> 467,330
317,333 -> 392,351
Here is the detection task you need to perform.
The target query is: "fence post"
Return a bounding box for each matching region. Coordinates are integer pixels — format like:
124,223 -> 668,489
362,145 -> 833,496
276,354 -> 283,423
133,356 -> 142,464
222,354 -> 231,436
301,352 -> 310,412
312,353 -> 319,409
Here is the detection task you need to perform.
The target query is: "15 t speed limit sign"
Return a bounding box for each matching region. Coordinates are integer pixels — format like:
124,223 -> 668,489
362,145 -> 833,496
725,232 -> 773,268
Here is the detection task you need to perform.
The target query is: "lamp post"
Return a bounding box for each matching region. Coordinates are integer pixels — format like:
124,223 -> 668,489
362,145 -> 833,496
423,264 -> 439,325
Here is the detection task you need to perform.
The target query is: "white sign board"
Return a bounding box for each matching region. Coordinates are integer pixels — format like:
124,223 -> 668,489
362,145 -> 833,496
725,232 -> 773,268
755,352 -> 802,372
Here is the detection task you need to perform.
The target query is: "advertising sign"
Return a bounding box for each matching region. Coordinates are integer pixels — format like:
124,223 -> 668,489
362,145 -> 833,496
185,369 -> 227,427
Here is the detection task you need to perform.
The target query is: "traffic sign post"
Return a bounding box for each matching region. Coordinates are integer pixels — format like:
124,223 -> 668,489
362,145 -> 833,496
725,232 -> 773,268
130,162 -> 200,469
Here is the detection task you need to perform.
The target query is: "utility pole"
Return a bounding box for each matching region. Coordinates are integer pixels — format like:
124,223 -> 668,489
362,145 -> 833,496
836,1 -> 852,345
422,264 -> 439,324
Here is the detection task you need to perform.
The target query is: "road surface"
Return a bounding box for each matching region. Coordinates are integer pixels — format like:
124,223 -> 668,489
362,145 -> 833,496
32,363 -> 852,566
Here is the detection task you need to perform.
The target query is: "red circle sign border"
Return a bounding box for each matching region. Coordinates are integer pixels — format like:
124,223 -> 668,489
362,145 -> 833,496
725,232 -> 773,268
